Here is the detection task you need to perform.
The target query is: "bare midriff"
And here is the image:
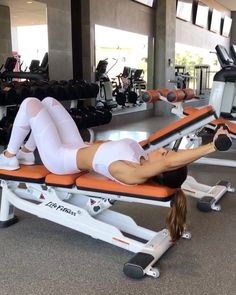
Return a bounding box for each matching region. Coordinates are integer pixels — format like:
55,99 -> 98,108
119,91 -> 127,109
75,142 -> 104,171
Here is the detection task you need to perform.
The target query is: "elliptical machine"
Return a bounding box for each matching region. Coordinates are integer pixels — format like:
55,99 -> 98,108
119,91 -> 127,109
95,59 -> 117,110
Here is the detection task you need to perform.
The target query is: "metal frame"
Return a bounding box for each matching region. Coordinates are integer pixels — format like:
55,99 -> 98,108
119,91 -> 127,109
0,178 -> 182,279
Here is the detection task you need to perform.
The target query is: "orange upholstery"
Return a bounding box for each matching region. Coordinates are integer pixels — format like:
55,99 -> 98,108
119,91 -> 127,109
183,88 -> 195,100
184,106 -> 236,136
45,171 -> 85,188
0,165 -> 49,183
75,171 -> 176,201
167,89 -> 185,102
0,165 -> 175,201
211,118 -> 236,135
148,105 -> 215,145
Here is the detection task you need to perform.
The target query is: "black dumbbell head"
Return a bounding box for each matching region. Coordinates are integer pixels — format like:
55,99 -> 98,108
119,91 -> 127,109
214,134 -> 232,151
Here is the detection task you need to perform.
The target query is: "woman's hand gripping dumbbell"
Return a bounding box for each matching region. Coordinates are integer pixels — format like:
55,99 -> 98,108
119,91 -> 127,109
213,124 -> 232,151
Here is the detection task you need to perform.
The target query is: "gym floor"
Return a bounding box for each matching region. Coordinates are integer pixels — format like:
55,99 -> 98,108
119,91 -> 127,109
0,110 -> 236,295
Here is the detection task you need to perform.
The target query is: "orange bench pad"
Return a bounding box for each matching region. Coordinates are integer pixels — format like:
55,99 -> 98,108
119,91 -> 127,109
211,118 -> 236,135
184,106 -> 236,135
0,165 -> 49,182
0,165 -> 175,201
148,105 -> 215,144
45,172 -> 85,187
76,172 -> 176,201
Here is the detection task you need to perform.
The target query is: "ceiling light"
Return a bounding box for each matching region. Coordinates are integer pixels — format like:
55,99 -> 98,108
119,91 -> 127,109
27,1 -> 33,4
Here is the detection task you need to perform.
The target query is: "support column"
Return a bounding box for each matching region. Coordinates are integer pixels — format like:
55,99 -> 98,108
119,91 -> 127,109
230,11 -> 236,46
154,0 -> 176,89
36,0 -> 73,80
0,5 -> 12,64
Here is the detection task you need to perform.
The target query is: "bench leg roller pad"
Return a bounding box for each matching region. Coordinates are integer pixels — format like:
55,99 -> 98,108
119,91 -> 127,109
123,252 -> 155,279
0,216 -> 18,228
197,196 -> 215,212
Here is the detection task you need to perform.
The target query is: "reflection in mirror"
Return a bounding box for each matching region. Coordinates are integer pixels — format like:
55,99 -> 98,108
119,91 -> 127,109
0,0 -> 48,72
175,42 -> 220,93
95,25 -> 148,82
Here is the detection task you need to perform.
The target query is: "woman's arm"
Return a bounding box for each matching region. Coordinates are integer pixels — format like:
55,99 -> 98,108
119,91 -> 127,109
109,142 -> 216,185
109,126 -> 229,185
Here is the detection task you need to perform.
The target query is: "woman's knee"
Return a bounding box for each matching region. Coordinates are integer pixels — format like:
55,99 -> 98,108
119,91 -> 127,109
25,97 -> 44,118
42,96 -> 59,108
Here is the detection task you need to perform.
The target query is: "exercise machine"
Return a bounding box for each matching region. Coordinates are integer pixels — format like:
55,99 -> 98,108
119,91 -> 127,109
112,67 -> 145,108
208,44 -> 236,119
0,54 -> 49,82
95,59 -> 117,110
194,64 -> 210,97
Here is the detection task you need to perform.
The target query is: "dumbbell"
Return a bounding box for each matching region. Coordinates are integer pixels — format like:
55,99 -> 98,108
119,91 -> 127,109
68,108 -> 87,130
48,80 -> 66,101
0,107 -> 18,145
213,124 -> 232,151
11,81 -> 31,104
89,83 -> 99,98
81,106 -> 98,128
0,84 -> 18,105
73,80 -> 93,99
16,85 -> 31,103
91,106 -> 112,125
30,82 -> 46,101
60,80 -> 76,100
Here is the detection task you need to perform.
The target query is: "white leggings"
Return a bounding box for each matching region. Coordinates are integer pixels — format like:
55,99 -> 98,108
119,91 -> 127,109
7,97 -> 87,174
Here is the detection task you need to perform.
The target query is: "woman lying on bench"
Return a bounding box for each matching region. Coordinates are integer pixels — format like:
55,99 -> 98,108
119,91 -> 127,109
0,97 -> 230,243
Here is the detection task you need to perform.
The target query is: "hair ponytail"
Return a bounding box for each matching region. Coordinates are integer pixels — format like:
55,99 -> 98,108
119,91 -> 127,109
150,166 -> 188,242
166,189 -> 187,243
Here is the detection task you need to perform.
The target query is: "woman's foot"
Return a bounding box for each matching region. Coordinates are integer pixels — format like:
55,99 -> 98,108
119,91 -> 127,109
16,149 -> 35,165
0,152 -> 20,170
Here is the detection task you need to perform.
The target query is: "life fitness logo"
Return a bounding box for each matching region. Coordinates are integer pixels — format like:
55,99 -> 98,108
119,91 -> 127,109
45,201 -> 76,216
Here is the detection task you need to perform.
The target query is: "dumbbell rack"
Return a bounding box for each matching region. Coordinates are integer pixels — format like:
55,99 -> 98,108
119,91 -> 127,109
0,77 -> 115,141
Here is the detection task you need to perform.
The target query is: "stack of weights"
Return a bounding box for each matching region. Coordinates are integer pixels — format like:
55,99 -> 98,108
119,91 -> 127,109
0,80 -> 110,146
68,105 -> 112,130
0,84 -> 18,105
0,106 -> 19,146
0,80 -> 100,104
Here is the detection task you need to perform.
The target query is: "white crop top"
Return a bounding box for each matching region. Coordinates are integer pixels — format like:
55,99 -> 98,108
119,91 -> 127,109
92,138 -> 148,183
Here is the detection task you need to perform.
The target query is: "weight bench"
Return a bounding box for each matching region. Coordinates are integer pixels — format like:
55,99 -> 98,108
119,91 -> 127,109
0,105 -> 232,279
0,165 -> 181,279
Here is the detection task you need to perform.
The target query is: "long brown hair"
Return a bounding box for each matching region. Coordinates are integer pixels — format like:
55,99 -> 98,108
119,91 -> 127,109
166,189 -> 187,243
150,166 -> 188,243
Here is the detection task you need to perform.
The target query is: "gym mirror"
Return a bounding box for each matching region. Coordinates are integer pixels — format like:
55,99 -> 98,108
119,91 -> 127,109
0,0 -> 48,73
